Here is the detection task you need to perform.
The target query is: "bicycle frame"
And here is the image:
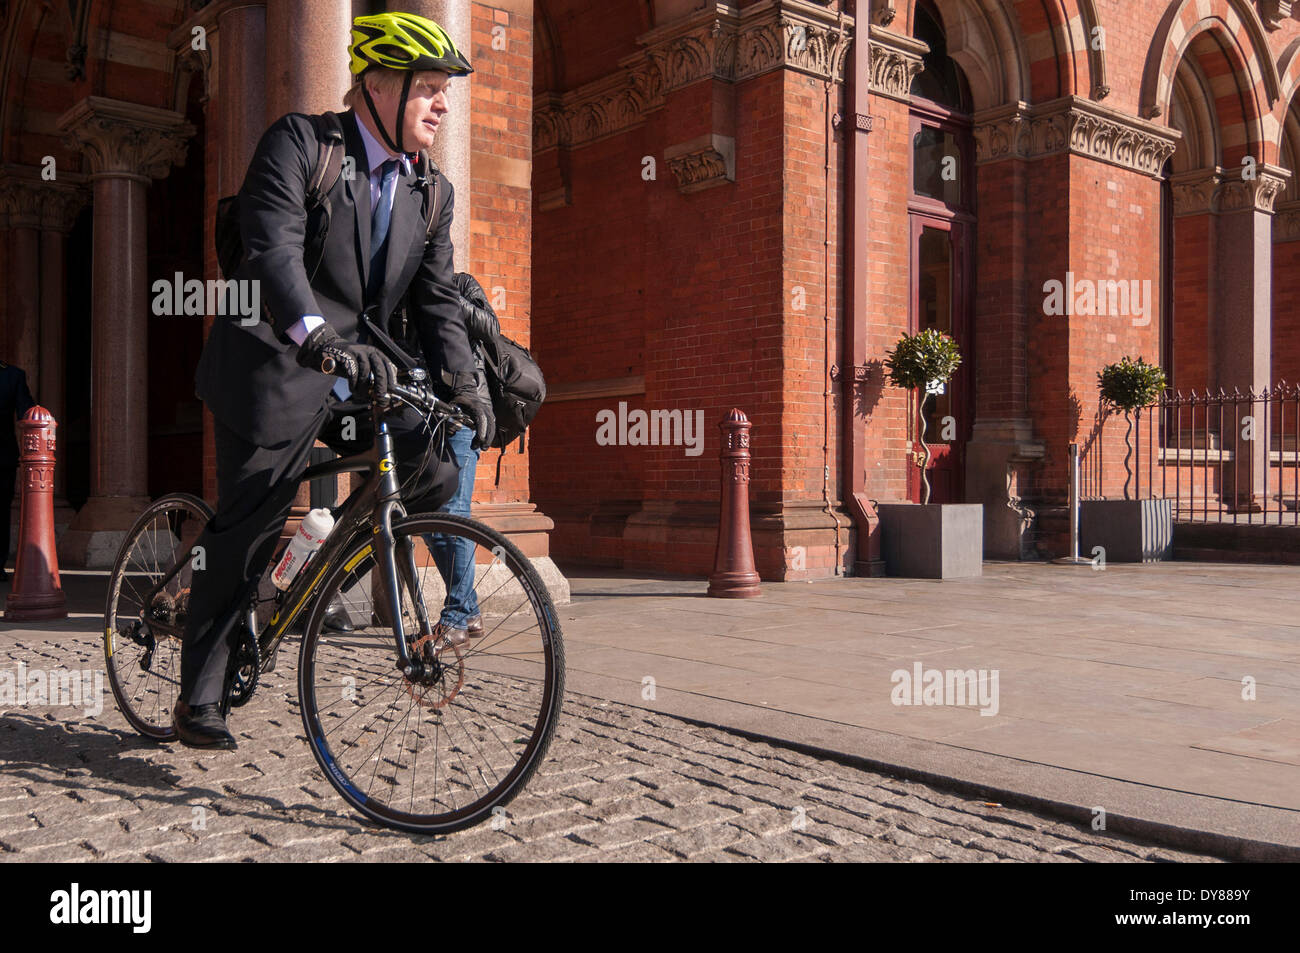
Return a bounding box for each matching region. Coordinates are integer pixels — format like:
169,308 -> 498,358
132,383 -> 465,680
257,413 -> 434,675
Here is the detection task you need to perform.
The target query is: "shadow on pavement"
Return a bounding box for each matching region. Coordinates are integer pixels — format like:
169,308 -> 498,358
0,711 -> 426,839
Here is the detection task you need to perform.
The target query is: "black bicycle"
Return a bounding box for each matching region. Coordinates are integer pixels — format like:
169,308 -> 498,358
103,367 -> 564,834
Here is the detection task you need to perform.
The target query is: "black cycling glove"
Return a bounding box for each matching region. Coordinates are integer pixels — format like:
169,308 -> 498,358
449,370 -> 495,450
296,324 -> 397,401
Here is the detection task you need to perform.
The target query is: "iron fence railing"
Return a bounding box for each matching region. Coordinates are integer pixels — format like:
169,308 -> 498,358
1080,383 -> 1300,524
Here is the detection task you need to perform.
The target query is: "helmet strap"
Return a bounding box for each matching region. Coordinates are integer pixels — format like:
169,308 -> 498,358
395,70 -> 414,155
360,70 -> 415,157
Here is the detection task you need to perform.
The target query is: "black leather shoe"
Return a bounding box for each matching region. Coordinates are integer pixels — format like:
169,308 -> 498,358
173,700 -> 238,750
322,596 -> 354,633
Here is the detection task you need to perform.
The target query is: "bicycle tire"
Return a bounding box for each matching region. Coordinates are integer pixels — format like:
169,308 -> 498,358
297,512 -> 565,834
103,492 -> 213,741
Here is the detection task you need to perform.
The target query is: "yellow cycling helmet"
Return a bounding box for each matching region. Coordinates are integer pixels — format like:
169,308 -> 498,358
349,12 -> 473,77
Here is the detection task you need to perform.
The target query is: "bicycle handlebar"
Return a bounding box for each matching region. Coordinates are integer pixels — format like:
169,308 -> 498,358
385,379 -> 476,431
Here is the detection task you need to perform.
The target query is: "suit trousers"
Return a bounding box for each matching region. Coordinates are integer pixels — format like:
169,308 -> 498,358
180,396 -> 459,707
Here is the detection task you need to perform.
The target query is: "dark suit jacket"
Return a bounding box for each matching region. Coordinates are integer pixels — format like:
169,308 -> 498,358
195,109 -> 473,447
0,361 -> 36,466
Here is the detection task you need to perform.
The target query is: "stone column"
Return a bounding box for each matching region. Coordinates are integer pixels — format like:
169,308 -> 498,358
1215,164 -> 1288,510
172,0 -> 268,504
266,0 -> 353,121
38,183 -> 87,514
2,179 -> 41,397
967,107 -> 1046,558
263,0 -> 352,516
56,97 -> 194,567
393,0 -> 472,261
0,174 -> 84,555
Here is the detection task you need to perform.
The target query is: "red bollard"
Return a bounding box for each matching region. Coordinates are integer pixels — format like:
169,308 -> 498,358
708,409 -> 762,598
4,407 -> 67,621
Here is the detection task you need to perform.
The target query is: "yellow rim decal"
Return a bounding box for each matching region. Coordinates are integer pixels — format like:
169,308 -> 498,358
105,627 -> 113,657
344,545 -> 373,573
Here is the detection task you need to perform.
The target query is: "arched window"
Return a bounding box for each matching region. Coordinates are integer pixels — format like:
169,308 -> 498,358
910,2 -> 971,113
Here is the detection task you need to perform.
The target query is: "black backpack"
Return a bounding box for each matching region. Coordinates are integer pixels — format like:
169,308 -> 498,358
215,111 -> 443,283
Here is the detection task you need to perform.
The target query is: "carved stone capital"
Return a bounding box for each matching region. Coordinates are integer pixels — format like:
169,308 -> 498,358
1272,199 -> 1300,241
867,25 -> 926,103
1219,163 -> 1290,214
57,97 -> 195,181
973,97 -> 1179,180
535,1 -> 853,153
666,134 -> 735,192
1257,1 -> 1293,31
732,2 -> 853,84
640,7 -> 741,95
1169,166 -> 1224,216
0,168 -> 86,231
0,177 -> 44,228
1170,163 -> 1290,216
40,185 -> 88,233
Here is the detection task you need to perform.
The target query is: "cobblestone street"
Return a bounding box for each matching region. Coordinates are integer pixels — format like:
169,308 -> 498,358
0,623 -> 1224,863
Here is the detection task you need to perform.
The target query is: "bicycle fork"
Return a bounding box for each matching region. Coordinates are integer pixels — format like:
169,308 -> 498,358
371,422 -> 435,677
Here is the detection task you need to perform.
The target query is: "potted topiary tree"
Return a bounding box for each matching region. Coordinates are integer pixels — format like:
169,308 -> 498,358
876,329 -> 983,579
1080,356 -> 1173,562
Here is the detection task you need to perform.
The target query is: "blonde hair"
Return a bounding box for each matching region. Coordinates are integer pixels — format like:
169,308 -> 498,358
343,68 -> 447,109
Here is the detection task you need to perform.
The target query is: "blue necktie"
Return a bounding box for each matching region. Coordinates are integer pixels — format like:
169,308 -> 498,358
334,159 -> 400,402
367,159 -> 400,299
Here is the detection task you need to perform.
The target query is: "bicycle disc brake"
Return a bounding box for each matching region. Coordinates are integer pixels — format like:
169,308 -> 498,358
404,633 -> 465,710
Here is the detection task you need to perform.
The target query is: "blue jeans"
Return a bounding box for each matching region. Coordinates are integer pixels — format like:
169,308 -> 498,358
425,425 -> 480,628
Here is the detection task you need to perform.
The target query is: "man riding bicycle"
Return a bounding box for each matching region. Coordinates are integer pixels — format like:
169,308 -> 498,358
178,12 -> 494,750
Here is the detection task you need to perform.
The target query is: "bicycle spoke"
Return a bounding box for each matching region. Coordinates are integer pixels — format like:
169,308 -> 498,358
299,513 -> 563,833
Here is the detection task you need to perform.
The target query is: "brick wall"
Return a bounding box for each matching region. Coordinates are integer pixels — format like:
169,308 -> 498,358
1272,240 -> 1300,387
468,1 -> 534,506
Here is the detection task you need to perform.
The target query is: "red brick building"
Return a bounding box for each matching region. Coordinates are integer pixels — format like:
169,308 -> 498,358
2,0 -> 1298,578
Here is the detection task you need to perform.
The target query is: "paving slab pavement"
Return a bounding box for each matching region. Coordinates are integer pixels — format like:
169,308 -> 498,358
2,562 -> 1297,860
551,561 -> 1300,860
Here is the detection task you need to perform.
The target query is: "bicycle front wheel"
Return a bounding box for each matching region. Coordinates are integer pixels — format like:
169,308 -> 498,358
298,513 -> 565,834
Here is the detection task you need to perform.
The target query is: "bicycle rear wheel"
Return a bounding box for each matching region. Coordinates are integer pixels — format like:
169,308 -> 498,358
298,512 -> 565,834
103,493 -> 212,740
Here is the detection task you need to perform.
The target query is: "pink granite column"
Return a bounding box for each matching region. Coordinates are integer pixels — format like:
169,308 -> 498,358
1215,167 -> 1288,511
393,0 -> 472,260
263,0 -> 352,513
176,0 -> 269,503
39,186 -> 85,510
56,98 -> 194,566
2,185 -> 41,397
266,0 -> 354,121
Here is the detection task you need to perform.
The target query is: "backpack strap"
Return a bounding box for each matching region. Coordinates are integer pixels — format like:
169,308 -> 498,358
305,111 -> 346,217
301,112 -> 346,280
417,149 -> 445,246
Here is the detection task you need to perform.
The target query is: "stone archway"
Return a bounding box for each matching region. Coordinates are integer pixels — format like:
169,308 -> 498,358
1152,3 -> 1287,512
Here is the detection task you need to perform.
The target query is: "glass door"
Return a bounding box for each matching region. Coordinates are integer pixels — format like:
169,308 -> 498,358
908,215 -> 971,504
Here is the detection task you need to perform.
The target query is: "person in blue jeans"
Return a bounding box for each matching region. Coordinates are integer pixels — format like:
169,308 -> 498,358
426,273 -> 499,646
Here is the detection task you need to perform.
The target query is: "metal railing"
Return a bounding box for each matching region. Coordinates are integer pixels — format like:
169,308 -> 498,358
1080,383 -> 1300,524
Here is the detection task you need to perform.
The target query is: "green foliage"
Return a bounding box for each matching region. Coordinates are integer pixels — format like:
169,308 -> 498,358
1097,356 -> 1167,414
885,329 -> 962,393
